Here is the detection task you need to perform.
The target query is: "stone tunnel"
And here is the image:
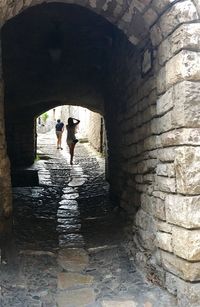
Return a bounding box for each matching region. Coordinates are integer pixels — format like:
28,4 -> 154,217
0,0 -> 200,305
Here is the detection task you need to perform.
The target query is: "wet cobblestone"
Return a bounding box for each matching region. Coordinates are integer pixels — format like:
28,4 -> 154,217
0,131 -> 177,306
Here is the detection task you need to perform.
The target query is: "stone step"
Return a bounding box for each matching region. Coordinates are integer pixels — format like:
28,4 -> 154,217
58,248 -> 89,272
56,288 -> 96,307
57,272 -> 94,289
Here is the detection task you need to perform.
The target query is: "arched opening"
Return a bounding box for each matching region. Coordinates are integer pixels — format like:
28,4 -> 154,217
1,1 -> 200,305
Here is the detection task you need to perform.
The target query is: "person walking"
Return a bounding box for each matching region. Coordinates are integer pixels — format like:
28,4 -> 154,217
55,119 -> 64,149
66,117 -> 80,165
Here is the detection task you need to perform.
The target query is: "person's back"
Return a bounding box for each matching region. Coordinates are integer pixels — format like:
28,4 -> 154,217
56,121 -> 64,132
66,124 -> 76,141
55,119 -> 64,149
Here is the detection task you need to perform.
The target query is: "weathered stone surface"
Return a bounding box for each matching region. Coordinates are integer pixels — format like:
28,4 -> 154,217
157,232 -> 172,252
56,288 -> 95,307
156,163 -> 175,177
157,147 -> 176,162
161,250 -> 200,281
143,136 -> 157,151
172,227 -> 200,261
159,0 -> 198,38
57,248 -> 89,272
157,87 -> 173,116
152,0 -> 178,15
143,8 -> 158,27
172,81 -> 200,128
157,111 -> 173,133
102,301 -> 137,307
153,197 -> 166,220
140,193 -> 153,214
135,209 -> 154,231
157,51 -> 200,94
138,228 -> 156,251
156,176 -> 176,193
165,271 -> 178,296
166,195 -> 200,229
177,278 -> 200,307
158,23 -> 200,66
57,272 -> 94,289
174,146 -> 200,194
150,23 -> 163,46
137,159 -> 157,174
157,128 -> 200,148
156,221 -> 172,233
165,50 -> 200,91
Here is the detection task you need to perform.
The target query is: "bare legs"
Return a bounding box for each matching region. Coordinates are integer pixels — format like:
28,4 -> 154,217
56,133 -> 63,149
68,143 -> 75,165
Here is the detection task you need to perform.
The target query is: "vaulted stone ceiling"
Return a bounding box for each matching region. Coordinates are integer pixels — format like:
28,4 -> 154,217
2,3 -> 126,114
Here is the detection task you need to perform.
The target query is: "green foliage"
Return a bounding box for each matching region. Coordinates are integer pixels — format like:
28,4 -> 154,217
41,112 -> 48,123
34,154 -> 40,161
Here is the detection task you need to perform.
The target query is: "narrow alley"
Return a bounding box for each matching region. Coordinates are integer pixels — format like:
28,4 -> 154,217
0,130 -> 177,307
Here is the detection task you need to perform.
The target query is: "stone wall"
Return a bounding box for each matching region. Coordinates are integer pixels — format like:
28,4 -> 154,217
87,112 -> 103,153
6,116 -> 36,166
103,1 -> 200,305
0,80 -> 12,218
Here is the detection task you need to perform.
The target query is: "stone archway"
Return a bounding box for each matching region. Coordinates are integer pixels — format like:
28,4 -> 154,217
0,1 -> 200,304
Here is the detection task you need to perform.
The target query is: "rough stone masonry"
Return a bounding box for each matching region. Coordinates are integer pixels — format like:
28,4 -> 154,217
0,0 -> 200,305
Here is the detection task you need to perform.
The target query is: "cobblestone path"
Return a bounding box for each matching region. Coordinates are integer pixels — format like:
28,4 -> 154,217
0,131 -> 177,307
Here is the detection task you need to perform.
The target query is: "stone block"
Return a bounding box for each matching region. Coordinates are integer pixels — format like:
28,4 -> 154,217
157,147 -> 176,162
159,0 -> 198,38
166,195 -> 200,229
157,111 -> 173,133
161,250 -> 200,281
152,191 -> 167,200
135,209 -> 154,231
57,272 -> 94,289
157,66 -> 166,94
56,288 -> 95,307
150,23 -> 163,46
137,77 -> 156,101
157,232 -> 172,252
165,271 -> 178,296
172,80 -> 200,128
143,136 -> 157,151
57,248 -> 89,272
138,228 -> 156,251
156,163 -> 175,177
165,50 -> 200,91
158,23 -> 200,65
157,128 -> 200,148
177,278 -> 200,307
156,176 -> 176,193
143,8 -> 158,28
153,197 -> 166,220
174,146 -> 200,194
156,221 -> 172,233
157,87 -> 173,116
137,158 -> 157,174
141,193 -> 153,214
172,227 -> 200,261
152,0 -> 177,14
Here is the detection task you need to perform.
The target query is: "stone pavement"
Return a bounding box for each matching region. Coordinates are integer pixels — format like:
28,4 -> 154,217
0,130 -> 177,306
